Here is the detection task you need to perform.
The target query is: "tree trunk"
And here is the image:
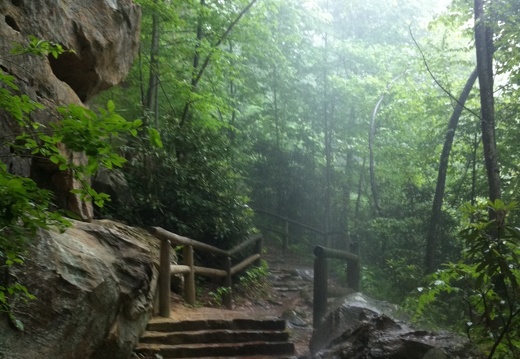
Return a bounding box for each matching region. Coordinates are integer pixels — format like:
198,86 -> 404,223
341,150 -> 353,250
322,25 -> 333,246
145,0 -> 160,126
474,0 -> 501,207
369,94 -> 384,214
179,0 -> 259,128
424,68 -> 478,273
354,156 -> 366,224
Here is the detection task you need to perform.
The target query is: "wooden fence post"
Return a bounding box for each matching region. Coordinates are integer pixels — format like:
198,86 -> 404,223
283,220 -> 289,255
313,253 -> 328,328
254,236 -> 263,267
347,242 -> 360,291
224,256 -> 233,309
159,237 -> 171,317
184,245 -> 196,305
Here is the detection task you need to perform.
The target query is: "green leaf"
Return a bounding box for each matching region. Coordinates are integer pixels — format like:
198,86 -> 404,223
107,100 -> 115,113
12,317 -> 24,332
148,127 -> 163,148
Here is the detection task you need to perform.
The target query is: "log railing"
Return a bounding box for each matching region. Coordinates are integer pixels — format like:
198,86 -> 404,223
313,244 -> 360,328
254,208 -> 347,254
151,227 -> 263,317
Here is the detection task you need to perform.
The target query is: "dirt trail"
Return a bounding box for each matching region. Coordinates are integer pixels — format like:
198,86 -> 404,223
236,248 -> 315,357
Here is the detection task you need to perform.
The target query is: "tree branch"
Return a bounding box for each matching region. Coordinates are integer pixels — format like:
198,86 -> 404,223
179,0 -> 259,127
409,26 -> 481,121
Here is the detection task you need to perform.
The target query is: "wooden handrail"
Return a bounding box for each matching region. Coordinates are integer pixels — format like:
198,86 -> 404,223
228,233 -> 263,256
313,244 -> 360,328
254,208 -> 348,252
152,227 -> 228,256
151,226 -> 264,316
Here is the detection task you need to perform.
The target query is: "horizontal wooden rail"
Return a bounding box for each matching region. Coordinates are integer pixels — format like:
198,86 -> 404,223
314,245 -> 359,262
195,266 -> 227,278
228,234 -> 263,257
254,208 -> 348,253
254,208 -> 328,235
151,226 -> 264,316
231,253 -> 261,276
170,265 -> 191,275
152,227 -> 228,256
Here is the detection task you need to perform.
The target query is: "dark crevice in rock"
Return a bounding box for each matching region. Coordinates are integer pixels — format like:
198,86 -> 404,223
46,21 -> 102,103
5,15 -> 20,32
10,0 -> 22,7
48,50 -> 94,102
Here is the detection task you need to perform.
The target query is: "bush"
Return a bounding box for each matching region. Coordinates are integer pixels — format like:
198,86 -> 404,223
415,200 -> 520,358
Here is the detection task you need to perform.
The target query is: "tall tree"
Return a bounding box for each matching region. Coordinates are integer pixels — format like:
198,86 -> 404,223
425,68 -> 478,273
145,0 -> 161,126
474,0 -> 501,207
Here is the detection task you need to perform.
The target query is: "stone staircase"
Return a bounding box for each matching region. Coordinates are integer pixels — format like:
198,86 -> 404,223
134,317 -> 296,359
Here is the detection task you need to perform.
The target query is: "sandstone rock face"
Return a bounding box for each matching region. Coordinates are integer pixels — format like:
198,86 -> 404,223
0,0 -> 141,220
0,220 -> 159,359
310,293 -> 484,359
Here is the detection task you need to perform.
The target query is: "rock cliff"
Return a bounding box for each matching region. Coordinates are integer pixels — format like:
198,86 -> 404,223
0,220 -> 159,359
0,2 -> 150,358
0,0 -> 141,220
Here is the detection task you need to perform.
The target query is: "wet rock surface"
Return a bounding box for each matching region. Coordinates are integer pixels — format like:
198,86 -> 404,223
310,293 -> 485,359
0,220 -> 160,359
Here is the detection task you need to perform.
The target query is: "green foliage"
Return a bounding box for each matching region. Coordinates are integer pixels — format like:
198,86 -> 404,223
9,100 -> 141,207
235,260 -> 270,301
415,200 -> 520,358
238,260 -> 269,287
0,162 -> 69,321
0,37 -> 139,326
122,118 -> 253,249
207,286 -> 230,308
11,35 -> 73,59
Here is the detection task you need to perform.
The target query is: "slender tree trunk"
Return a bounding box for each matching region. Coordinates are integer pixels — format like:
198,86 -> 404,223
179,0 -> 205,128
470,128 -> 479,207
138,45 -> 145,110
179,0 -> 259,128
192,0 -> 205,85
341,150 -> 353,250
424,68 -> 478,273
146,0 -> 161,127
354,156 -> 366,223
474,0 -> 501,207
369,94 -> 384,214
322,22 -> 332,246
273,64 -> 286,216
227,41 -> 237,144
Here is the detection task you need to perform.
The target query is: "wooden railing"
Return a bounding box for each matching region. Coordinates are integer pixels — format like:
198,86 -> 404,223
312,245 -> 360,328
254,208 -> 347,254
151,227 -> 263,317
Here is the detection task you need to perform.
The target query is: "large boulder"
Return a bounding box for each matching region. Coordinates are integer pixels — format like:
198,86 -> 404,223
310,293 -> 484,359
0,220 -> 159,359
0,0 -> 141,220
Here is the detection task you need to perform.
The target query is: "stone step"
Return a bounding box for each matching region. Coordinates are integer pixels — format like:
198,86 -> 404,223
140,329 -> 290,345
147,318 -> 286,332
169,356 -> 296,359
134,341 -> 295,358
136,317 -> 296,358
